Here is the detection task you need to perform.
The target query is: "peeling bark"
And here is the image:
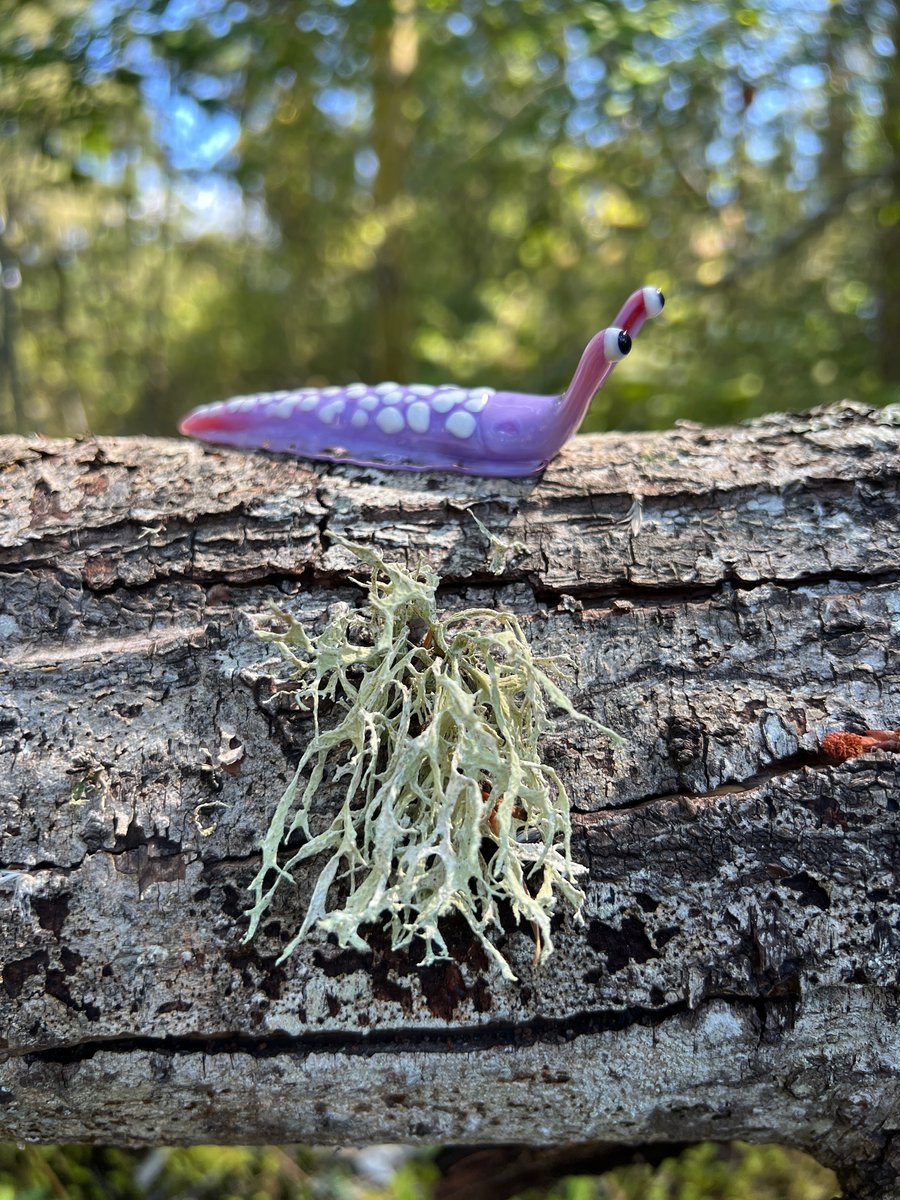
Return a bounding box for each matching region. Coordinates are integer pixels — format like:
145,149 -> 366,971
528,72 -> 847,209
0,402 -> 898,1198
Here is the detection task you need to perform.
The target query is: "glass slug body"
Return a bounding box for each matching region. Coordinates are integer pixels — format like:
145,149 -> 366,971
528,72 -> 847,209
179,286 -> 664,477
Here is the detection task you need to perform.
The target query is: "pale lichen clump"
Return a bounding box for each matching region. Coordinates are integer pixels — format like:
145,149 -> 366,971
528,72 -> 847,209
244,538 -> 620,980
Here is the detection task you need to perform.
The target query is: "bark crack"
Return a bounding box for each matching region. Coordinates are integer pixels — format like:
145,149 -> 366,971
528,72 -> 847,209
573,748 -> 837,818
14,989 -> 781,1065
2,561 -> 896,606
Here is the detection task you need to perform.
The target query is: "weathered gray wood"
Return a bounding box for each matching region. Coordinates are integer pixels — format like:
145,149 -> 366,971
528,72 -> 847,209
1,402 -> 898,1197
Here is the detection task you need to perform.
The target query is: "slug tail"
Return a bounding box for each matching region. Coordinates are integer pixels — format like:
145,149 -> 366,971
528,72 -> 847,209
179,404 -> 234,438
179,398 -> 274,449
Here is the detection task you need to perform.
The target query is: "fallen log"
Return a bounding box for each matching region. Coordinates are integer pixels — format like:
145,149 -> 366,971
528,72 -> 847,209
0,401 -> 898,1198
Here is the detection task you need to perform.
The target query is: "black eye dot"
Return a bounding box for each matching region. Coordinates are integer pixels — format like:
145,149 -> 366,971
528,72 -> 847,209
618,330 -> 632,355
656,289 -> 665,309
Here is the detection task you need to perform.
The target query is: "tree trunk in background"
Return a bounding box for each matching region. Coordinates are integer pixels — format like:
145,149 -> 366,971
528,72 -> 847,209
1,403 -> 899,1198
371,0 -> 417,382
0,198 -> 26,434
52,256 -> 89,438
0,262 -> 24,433
877,4 -> 900,383
822,4 -> 851,187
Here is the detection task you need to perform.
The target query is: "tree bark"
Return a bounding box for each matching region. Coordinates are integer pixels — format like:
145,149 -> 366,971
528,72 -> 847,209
0,401 -> 898,1197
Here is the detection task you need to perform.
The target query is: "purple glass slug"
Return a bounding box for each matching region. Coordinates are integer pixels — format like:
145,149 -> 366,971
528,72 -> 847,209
179,285 -> 664,477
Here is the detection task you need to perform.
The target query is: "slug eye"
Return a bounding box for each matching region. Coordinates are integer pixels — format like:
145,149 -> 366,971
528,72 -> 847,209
642,286 -> 665,317
603,327 -> 632,361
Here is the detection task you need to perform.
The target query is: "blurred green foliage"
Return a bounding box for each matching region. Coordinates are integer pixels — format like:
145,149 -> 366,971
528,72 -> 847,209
0,1141 -> 839,1199
1,0 -> 898,440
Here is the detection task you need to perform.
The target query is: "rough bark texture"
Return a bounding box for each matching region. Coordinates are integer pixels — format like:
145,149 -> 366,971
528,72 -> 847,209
0,402 -> 898,1197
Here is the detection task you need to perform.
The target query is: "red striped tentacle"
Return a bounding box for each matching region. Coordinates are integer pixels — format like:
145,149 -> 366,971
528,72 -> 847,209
614,285 -> 665,340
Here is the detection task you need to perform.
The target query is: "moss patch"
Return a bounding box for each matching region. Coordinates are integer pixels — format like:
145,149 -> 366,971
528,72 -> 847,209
245,539 -> 620,980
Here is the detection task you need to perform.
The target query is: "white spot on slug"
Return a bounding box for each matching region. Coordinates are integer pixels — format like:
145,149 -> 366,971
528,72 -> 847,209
445,410 -> 476,439
375,382 -> 398,394
406,401 -> 430,433
350,409 -> 369,428
323,386 -> 342,396
409,385 -> 433,396
270,399 -> 297,419
376,407 -> 405,434
345,383 -> 367,398
381,390 -> 404,406
464,392 -> 489,412
359,394 -> 379,410
318,400 -> 345,424
299,394 -> 319,410
432,389 -> 465,411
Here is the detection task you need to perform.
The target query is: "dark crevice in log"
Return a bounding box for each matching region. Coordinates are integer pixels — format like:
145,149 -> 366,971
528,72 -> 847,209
15,989 -> 790,1065
526,566 -> 900,609
576,749 -> 836,816
1,562 -> 898,610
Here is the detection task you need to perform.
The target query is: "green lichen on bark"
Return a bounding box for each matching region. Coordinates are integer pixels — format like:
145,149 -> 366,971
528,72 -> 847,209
244,538 -> 620,980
